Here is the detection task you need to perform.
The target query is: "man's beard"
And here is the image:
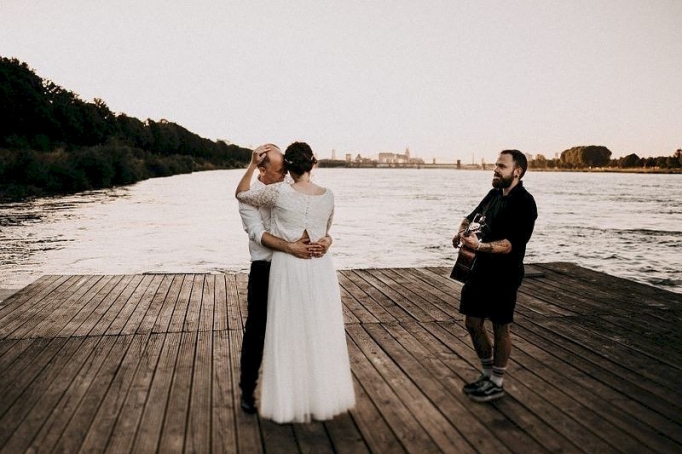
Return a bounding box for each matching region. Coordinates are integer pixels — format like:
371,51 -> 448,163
492,173 -> 513,189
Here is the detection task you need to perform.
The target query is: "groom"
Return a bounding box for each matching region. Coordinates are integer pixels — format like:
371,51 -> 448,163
237,143 -> 331,413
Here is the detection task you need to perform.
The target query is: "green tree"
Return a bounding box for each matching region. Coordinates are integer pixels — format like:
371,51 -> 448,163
619,153 -> 640,168
560,145 -> 612,168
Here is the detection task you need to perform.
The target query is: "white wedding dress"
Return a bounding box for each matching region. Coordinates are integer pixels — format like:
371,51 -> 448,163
237,182 -> 355,423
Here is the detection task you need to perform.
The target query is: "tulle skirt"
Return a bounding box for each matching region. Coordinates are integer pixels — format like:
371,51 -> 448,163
259,251 -> 355,423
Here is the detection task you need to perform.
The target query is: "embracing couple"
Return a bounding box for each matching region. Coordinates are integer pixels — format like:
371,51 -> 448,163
235,141 -> 355,424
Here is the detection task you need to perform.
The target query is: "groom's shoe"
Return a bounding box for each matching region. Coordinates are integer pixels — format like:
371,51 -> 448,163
241,394 -> 256,414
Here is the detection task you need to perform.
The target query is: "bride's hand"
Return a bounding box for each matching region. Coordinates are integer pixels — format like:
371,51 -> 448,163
316,236 -> 332,254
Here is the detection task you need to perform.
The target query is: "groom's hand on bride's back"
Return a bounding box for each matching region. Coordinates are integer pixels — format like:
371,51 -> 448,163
285,236 -> 332,259
287,237 -> 315,259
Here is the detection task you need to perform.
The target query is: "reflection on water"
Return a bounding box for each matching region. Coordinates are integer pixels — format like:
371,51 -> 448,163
1,169 -> 681,294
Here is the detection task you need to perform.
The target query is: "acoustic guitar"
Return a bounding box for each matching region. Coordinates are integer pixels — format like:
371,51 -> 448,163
450,214 -> 486,283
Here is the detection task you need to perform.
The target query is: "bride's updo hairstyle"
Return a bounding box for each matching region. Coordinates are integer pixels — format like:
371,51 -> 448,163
284,141 -> 318,175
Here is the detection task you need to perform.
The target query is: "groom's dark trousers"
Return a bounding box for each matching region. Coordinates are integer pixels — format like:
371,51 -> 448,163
239,260 -> 271,398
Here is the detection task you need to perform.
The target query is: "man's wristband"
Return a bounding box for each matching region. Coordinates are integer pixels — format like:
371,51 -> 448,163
477,241 -> 483,251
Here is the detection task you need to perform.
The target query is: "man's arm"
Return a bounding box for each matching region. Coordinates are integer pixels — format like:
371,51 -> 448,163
460,233 -> 512,254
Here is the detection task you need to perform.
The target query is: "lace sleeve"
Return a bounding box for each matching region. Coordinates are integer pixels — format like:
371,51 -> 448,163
327,207 -> 334,234
236,183 -> 280,207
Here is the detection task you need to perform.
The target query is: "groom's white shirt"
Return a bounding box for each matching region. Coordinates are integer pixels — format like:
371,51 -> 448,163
238,178 -> 273,262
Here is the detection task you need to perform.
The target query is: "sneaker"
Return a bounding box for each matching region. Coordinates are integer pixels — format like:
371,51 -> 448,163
462,375 -> 490,395
468,380 -> 504,402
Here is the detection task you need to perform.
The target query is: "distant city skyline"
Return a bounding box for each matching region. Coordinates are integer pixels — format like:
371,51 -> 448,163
1,1 -> 680,162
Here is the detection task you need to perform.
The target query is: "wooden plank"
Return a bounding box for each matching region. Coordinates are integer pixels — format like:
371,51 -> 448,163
0,337 -> 65,417
228,329 -> 263,453
183,274 -> 206,333
130,333 -> 181,453
599,312 -> 682,352
55,275 -> 122,337
379,322 -> 518,453
419,321 -> 566,453
260,419 -> 297,453
0,338 -> 88,446
534,263 -> 681,324
355,323 -> 487,453
168,274 -> 195,333
510,333 -> 677,453
0,266 -> 680,453
519,276 -> 616,317
234,272 -> 249,330
345,325 -> 441,453
119,274 -> 165,335
323,411 -> 370,454
400,267 -> 462,314
337,276 -> 380,324
78,334 -> 157,452
540,262 -> 682,306
212,329 -> 238,454
213,274 -> 229,332
33,276 -> 108,338
4,275 -> 92,339
185,329 -> 213,453
337,272 -> 391,323
17,337 -> 122,452
346,374 -> 405,454
88,274 -> 145,336
199,274 -> 216,332
510,320 -> 682,447
340,287 -> 361,324
0,275 -> 61,321
375,268 -> 453,321
520,316 -> 681,400
103,274 -> 154,336
158,331 -> 197,453
293,422 -> 334,453
225,274 -> 242,331
72,274 -> 136,337
343,270 -> 410,323
136,274 -> 174,335
356,269 -> 435,322
0,338 -> 35,372
418,320 -> 631,453
152,274 -> 186,334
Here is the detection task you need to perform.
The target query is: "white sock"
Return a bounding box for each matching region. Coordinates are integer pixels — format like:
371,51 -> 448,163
490,366 -> 506,386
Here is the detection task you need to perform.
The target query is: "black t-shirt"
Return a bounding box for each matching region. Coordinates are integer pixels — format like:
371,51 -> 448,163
466,181 -> 537,286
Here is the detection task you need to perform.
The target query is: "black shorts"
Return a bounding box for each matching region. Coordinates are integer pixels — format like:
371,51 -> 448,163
459,280 -> 518,325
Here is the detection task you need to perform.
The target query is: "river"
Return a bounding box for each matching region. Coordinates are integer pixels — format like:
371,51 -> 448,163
1,168 -> 680,294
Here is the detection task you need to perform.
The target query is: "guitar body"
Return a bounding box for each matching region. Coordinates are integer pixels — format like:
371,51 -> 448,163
450,246 -> 477,283
450,213 -> 487,284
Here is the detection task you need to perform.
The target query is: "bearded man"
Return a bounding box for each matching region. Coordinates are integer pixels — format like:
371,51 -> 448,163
452,149 -> 537,402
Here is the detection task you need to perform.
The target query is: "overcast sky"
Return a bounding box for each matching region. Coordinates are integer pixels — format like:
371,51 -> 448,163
2,0 -> 680,162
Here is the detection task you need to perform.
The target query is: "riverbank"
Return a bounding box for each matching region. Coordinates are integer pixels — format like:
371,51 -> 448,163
318,161 -> 682,173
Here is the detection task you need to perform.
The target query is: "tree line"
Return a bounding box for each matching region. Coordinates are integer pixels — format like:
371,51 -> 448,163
1,57 -> 251,200
528,145 -> 682,170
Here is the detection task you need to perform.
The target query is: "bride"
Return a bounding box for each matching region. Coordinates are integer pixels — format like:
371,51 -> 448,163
235,141 -> 355,423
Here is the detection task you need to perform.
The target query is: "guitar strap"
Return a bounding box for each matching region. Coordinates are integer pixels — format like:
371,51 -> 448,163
476,191 -> 498,237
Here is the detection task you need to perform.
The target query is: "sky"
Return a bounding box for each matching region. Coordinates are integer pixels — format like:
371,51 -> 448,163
1,0 -> 681,163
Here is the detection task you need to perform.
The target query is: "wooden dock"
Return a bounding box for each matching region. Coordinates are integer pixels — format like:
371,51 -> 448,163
0,263 -> 680,453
